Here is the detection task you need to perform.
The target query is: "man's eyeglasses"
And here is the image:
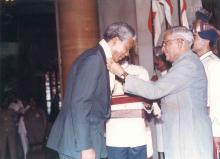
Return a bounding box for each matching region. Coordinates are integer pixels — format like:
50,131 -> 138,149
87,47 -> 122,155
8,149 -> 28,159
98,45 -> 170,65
162,38 -> 183,47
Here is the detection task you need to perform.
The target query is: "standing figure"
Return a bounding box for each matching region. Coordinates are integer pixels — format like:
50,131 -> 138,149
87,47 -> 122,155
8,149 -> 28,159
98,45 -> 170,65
193,26 -> 220,159
24,98 -> 48,152
107,26 -> 213,159
47,22 -> 136,159
0,97 -> 23,159
152,46 -> 172,81
18,103 -> 29,159
106,61 -> 153,159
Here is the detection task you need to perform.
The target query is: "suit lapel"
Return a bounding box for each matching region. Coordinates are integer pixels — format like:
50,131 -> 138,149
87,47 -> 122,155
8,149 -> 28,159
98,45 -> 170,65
97,45 -> 111,112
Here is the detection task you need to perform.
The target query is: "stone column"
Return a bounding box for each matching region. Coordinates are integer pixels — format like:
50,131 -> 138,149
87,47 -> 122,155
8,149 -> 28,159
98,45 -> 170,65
55,0 -> 99,94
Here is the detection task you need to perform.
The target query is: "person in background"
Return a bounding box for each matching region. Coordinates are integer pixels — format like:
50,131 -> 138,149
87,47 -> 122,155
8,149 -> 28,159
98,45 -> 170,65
18,100 -> 30,159
195,8 -> 212,24
47,22 -> 136,159
24,98 -> 48,153
107,26 -> 213,159
193,8 -> 220,55
151,46 -> 172,81
192,26 -> 220,159
0,96 -> 24,159
106,59 -> 153,159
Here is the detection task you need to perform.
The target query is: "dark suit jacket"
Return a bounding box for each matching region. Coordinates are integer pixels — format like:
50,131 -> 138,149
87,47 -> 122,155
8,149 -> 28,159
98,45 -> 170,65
47,44 -> 111,159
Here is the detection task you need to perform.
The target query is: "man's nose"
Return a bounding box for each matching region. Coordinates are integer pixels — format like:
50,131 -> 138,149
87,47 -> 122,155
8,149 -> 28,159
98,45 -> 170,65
162,46 -> 165,52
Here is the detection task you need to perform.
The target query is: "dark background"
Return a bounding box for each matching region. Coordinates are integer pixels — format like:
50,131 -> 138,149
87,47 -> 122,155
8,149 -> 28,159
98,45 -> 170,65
0,0 -> 58,112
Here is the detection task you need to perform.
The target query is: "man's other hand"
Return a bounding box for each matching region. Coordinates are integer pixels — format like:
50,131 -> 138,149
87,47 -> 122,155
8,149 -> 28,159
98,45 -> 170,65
81,148 -> 96,159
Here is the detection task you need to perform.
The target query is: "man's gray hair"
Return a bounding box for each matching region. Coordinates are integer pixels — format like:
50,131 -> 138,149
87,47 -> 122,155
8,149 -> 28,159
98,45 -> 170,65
166,26 -> 194,47
104,22 -> 136,42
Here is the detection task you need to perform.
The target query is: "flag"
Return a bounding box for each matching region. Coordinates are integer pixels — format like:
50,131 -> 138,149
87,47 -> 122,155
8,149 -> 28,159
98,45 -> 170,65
186,0 -> 202,26
159,0 -> 173,26
148,0 -> 164,45
148,7 -> 156,34
180,0 -> 189,28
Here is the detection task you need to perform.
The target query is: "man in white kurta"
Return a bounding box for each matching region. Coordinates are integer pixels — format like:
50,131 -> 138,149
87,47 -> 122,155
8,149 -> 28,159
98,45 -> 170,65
193,28 -> 220,152
106,62 -> 153,159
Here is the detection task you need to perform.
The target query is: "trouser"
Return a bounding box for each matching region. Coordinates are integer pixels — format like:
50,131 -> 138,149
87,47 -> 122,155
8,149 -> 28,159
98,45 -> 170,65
158,152 -> 165,159
0,132 -> 18,159
107,145 -> 147,159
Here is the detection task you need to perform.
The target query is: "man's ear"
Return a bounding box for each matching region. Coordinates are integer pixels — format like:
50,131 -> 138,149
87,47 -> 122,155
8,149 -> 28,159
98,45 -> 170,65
111,37 -> 120,44
178,39 -> 184,49
108,37 -> 120,47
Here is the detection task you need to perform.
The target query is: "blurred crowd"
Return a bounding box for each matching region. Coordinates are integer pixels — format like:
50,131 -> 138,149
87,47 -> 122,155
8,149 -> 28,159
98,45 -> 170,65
0,95 -> 57,159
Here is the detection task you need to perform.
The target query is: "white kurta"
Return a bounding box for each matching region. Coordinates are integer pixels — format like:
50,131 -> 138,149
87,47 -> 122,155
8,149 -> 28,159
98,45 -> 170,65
200,51 -> 220,137
106,64 -> 153,157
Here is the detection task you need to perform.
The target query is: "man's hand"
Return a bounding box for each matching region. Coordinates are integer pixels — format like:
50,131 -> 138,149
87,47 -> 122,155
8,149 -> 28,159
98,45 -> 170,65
151,75 -> 158,81
143,102 -> 153,113
81,148 -> 96,159
107,58 -> 125,77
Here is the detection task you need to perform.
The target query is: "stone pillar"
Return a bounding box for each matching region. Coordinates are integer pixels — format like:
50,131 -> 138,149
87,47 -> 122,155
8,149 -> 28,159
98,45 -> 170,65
55,0 -> 99,94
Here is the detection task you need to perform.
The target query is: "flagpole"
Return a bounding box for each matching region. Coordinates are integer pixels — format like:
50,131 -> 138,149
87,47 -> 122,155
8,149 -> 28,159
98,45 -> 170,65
165,11 -> 169,29
150,0 -> 157,73
151,0 -> 155,49
178,0 -> 181,26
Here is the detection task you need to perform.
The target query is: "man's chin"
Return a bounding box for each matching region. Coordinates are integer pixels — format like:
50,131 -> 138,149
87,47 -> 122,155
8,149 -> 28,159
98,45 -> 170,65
118,58 -> 126,64
114,57 -> 124,63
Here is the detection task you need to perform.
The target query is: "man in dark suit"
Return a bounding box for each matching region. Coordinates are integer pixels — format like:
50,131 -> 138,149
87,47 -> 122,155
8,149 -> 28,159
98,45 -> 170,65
47,22 -> 136,159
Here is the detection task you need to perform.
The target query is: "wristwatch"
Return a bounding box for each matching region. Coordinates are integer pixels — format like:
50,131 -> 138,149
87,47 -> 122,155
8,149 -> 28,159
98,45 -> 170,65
120,72 -> 129,80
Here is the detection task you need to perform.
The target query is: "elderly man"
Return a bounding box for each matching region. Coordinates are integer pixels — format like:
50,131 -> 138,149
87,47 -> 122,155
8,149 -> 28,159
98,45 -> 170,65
47,22 -> 136,159
107,26 -> 213,159
193,25 -> 220,157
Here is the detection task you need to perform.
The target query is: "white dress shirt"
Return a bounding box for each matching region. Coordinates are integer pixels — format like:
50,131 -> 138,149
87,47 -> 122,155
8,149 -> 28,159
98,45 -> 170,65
200,51 -> 220,137
99,39 -> 115,92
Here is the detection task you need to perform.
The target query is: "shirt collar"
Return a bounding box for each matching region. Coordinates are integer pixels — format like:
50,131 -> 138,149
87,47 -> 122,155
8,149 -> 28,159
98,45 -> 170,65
99,39 -> 112,59
200,51 -> 213,61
